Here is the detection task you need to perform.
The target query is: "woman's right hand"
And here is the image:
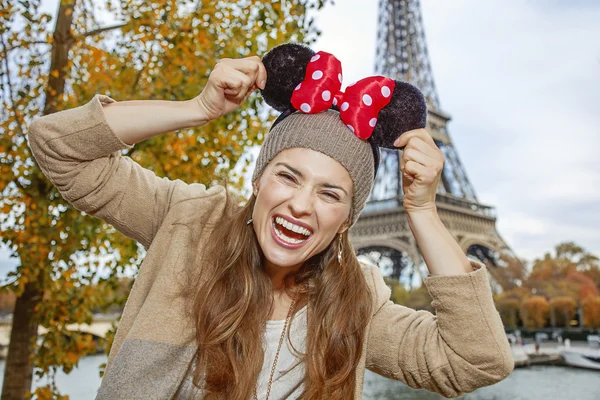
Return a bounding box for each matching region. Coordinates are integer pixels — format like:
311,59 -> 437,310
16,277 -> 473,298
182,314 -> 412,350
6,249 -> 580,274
194,56 -> 267,121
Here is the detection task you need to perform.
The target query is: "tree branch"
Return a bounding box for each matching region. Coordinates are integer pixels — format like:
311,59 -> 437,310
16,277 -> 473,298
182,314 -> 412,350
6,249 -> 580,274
79,22 -> 127,39
0,34 -> 28,139
5,41 -> 50,53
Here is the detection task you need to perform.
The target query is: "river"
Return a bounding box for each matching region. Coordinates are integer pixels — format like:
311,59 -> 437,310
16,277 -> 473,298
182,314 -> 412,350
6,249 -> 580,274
1,355 -> 599,399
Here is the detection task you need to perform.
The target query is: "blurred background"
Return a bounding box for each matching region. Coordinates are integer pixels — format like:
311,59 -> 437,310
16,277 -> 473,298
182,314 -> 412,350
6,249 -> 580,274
1,0 -> 599,399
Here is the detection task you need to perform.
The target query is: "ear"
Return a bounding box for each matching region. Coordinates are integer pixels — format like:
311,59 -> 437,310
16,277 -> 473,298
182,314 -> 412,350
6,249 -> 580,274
252,181 -> 259,197
337,218 -> 350,234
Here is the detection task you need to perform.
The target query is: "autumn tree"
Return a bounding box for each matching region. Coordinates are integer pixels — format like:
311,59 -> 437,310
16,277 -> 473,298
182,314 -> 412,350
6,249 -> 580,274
496,298 -> 520,329
493,285 -> 530,329
548,296 -> 577,328
520,296 -> 549,330
528,242 -> 600,299
0,0 -> 329,398
0,289 -> 17,314
491,242 -> 599,329
486,253 -> 528,292
581,296 -> 600,329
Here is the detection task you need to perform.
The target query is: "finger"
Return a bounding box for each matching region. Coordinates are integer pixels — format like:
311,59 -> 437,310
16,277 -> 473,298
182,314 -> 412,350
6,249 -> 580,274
404,136 -> 443,162
400,138 -> 439,174
249,56 -> 267,90
404,160 -> 437,183
394,128 -> 435,149
400,159 -> 415,183
219,57 -> 264,89
402,147 -> 439,170
220,67 -> 254,102
257,61 -> 267,90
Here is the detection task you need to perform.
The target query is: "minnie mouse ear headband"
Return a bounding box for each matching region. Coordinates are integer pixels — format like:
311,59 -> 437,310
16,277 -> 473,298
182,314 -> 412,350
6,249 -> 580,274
251,43 -> 427,226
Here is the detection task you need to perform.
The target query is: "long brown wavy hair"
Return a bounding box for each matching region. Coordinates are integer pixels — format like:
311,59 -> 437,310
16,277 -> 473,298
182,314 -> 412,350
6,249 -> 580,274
180,191 -> 373,399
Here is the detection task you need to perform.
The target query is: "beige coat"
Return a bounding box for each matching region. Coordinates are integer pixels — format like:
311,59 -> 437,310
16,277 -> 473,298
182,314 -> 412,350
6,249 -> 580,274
28,95 -> 514,399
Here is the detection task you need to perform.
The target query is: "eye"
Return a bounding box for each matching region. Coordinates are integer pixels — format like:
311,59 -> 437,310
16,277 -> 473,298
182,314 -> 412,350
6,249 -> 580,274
322,192 -> 340,201
277,171 -> 296,183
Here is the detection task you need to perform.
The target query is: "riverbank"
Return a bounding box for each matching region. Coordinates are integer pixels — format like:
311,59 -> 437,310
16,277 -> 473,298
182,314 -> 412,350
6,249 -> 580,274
511,340 -> 600,369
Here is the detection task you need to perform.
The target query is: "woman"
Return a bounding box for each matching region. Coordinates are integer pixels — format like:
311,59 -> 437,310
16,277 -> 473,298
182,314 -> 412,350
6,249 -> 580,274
28,43 -> 513,399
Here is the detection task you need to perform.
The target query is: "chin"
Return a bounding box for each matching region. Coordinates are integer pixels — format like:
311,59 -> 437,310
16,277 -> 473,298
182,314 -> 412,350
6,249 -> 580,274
262,248 -> 308,269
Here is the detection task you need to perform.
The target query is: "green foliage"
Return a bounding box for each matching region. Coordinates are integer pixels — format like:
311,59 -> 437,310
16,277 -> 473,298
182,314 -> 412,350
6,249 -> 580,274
383,277 -> 433,312
383,276 -> 409,305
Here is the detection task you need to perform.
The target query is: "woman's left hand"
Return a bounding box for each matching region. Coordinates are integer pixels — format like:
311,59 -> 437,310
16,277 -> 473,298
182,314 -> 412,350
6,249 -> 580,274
394,128 -> 445,214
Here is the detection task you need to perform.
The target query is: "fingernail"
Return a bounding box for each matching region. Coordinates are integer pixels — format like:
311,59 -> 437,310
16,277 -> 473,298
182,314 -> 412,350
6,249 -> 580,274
260,80 -> 266,89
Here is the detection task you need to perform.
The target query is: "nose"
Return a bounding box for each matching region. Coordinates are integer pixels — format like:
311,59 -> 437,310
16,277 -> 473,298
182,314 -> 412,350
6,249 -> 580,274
288,186 -> 314,218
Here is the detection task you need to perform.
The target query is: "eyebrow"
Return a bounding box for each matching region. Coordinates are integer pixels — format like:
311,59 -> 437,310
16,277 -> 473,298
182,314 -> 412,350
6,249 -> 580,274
275,162 -> 349,196
322,183 -> 349,196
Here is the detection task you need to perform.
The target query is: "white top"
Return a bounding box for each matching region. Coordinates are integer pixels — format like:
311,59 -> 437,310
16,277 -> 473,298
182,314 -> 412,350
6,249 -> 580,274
175,305 -> 308,399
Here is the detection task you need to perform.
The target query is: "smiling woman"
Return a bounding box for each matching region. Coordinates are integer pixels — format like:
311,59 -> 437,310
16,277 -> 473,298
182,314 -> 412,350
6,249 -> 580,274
254,148 -> 353,272
27,42 -> 513,400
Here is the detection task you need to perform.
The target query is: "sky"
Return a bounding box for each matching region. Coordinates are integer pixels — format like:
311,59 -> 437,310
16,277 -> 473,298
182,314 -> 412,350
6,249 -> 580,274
310,0 -> 600,262
1,0 -> 599,277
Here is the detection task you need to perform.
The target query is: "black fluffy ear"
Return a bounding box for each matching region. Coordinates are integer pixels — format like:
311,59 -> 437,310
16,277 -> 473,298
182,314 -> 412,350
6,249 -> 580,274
371,81 -> 428,149
261,43 -> 315,112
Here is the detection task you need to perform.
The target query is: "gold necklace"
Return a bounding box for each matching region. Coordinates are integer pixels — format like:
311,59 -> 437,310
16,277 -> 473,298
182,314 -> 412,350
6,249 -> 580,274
254,295 -> 298,400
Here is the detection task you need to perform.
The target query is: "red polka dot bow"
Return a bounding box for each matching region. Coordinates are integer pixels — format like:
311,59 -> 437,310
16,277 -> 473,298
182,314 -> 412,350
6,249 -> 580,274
290,51 -> 396,140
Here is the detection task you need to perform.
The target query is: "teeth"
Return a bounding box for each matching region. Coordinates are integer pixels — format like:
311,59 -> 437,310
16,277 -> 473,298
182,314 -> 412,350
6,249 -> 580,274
275,217 -> 311,237
274,224 -> 304,244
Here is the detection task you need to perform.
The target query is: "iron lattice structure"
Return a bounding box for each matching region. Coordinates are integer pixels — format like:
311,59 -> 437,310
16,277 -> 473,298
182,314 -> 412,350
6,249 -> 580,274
351,0 -> 520,291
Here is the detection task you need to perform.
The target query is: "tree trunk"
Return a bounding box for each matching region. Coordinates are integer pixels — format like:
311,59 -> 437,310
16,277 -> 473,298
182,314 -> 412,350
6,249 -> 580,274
2,1 -> 77,398
0,283 -> 41,400
44,0 -> 76,115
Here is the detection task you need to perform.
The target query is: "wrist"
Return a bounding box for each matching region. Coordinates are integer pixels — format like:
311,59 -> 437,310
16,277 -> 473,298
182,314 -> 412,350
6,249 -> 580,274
183,98 -> 211,127
406,207 -> 440,226
405,204 -> 438,217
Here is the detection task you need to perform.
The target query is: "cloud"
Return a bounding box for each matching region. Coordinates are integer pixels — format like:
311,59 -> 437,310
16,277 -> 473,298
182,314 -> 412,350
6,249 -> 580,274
311,0 -> 378,83
313,0 -> 600,261
3,0 -> 595,275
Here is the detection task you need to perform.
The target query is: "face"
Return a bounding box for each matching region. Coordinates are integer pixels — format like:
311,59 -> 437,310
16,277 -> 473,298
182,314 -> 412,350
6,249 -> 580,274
252,147 -> 353,272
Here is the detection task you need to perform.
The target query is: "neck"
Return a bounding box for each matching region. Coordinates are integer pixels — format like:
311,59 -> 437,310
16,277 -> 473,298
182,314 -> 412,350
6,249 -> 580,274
264,260 -> 302,292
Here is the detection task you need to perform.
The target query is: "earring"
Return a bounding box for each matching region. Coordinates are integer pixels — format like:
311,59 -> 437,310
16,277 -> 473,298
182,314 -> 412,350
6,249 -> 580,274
247,218 -> 253,225
337,234 -> 343,265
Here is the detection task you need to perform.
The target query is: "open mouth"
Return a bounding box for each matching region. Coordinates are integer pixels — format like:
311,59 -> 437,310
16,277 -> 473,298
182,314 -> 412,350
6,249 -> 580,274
272,216 -> 313,245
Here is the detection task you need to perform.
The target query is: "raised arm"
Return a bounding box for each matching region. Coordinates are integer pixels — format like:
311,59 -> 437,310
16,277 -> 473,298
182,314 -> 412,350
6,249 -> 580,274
102,55 -> 267,145
28,56 -> 266,249
363,128 -> 514,397
364,261 -> 514,398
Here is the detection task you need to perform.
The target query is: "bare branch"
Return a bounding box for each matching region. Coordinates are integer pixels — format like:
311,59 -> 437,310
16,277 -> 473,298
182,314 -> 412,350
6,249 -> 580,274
5,41 -> 51,53
0,34 -> 28,139
79,22 -> 126,39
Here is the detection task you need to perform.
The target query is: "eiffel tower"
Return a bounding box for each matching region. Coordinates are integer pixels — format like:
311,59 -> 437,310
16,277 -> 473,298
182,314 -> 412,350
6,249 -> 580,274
351,0 -> 520,292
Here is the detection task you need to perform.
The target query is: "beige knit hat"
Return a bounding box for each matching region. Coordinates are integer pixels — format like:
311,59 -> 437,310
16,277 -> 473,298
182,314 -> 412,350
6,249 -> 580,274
251,110 -> 375,226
